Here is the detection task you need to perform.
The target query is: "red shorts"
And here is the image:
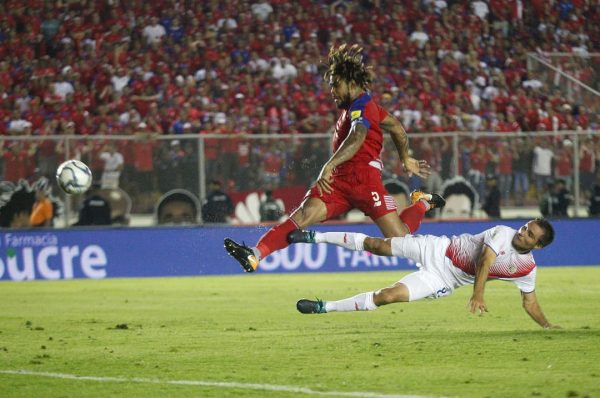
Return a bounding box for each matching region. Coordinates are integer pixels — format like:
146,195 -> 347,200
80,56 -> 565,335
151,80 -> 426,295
305,166 -> 397,220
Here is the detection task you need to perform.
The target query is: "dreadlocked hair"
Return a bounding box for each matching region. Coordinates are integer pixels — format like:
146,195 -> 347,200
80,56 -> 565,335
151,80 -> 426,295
324,43 -> 373,89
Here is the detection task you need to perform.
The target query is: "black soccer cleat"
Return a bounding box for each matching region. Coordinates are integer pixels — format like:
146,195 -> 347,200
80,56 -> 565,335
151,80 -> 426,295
287,229 -> 316,244
224,238 -> 258,273
296,299 -> 326,314
429,193 -> 446,209
410,191 -> 446,210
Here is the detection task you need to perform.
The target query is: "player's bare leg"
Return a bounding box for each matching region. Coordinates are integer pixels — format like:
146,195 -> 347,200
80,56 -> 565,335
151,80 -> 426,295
224,197 -> 328,272
292,205 -> 423,314
290,191 -> 446,245
297,282 -> 409,314
373,212 -> 409,237
373,282 -> 410,305
289,197 -> 329,228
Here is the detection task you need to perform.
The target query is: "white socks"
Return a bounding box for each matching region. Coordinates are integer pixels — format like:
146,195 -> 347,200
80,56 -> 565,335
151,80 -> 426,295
310,232 -> 375,312
314,232 -> 367,251
324,292 -> 378,312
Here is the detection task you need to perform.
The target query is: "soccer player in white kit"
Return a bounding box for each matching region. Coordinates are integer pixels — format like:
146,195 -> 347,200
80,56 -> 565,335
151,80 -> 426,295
289,218 -> 561,329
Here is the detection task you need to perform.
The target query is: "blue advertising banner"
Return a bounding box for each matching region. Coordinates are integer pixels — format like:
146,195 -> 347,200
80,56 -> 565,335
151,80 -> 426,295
0,219 -> 598,281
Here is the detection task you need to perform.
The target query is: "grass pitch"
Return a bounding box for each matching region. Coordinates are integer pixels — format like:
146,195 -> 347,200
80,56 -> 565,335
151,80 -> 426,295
0,267 -> 599,398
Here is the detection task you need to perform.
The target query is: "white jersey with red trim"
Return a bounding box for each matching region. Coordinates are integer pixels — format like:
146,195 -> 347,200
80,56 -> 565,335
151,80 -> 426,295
445,226 -> 537,293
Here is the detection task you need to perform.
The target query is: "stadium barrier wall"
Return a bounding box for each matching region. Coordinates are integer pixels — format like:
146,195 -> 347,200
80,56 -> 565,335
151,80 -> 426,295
0,219 -> 597,281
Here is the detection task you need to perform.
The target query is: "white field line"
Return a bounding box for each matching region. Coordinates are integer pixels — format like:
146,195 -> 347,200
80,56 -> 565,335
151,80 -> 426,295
0,369 -> 442,398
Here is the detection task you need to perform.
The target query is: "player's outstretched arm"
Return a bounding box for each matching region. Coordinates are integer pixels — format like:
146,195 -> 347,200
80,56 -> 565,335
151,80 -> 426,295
468,245 -> 497,315
521,291 -> 561,329
380,114 -> 409,163
380,114 -> 430,179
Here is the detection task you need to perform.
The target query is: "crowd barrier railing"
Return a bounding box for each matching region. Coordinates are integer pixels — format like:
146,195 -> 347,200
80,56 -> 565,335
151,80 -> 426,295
0,130 -> 597,227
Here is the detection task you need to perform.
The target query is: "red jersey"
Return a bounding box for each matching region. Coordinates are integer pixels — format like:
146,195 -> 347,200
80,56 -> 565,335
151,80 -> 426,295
4,149 -> 29,181
133,141 -> 155,172
580,146 -> 595,173
332,93 -> 388,174
470,151 -> 492,174
306,93 -> 397,221
498,150 -> 513,174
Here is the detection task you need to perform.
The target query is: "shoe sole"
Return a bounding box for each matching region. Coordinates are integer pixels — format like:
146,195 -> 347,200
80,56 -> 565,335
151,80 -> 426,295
410,191 -> 431,204
411,191 -> 445,209
296,299 -> 324,314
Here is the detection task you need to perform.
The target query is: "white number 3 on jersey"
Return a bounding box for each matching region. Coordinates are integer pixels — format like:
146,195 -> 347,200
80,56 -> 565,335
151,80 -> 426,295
371,191 -> 382,207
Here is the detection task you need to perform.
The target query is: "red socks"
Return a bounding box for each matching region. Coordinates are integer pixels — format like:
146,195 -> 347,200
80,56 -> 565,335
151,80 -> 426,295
256,218 -> 299,259
399,201 -> 427,234
255,203 -> 426,259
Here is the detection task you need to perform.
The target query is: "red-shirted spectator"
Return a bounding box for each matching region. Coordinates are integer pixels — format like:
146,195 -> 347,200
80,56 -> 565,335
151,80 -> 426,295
555,141 -> 574,189
2,141 -> 34,182
496,140 -> 513,203
0,0 -> 595,210
579,137 -> 596,199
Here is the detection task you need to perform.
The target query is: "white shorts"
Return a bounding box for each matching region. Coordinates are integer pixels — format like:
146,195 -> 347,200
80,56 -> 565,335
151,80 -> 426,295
391,234 -> 465,302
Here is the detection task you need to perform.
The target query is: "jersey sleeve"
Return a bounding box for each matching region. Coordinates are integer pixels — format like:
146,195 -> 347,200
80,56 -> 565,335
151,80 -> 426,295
481,226 -> 508,255
348,96 -> 371,130
512,266 -> 536,293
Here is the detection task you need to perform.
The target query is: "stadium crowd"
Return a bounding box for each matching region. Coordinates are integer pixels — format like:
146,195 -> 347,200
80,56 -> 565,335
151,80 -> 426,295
0,0 -> 598,217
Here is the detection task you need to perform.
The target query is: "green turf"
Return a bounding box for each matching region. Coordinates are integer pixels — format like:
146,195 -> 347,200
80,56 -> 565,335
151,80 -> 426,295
0,267 -> 598,398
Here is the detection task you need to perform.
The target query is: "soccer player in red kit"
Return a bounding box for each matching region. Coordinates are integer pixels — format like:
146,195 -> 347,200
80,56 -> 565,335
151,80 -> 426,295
225,44 -> 444,272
